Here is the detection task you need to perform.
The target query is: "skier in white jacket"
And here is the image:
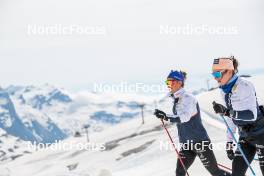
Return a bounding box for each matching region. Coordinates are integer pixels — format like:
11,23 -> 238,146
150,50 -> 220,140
212,56 -> 264,176
154,70 -> 231,176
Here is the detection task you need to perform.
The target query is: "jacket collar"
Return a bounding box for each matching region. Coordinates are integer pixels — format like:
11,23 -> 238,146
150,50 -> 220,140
220,74 -> 239,94
171,88 -> 185,99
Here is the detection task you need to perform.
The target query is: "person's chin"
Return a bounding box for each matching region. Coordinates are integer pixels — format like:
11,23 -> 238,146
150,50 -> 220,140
170,89 -> 177,94
218,81 -> 226,86
168,89 -> 173,93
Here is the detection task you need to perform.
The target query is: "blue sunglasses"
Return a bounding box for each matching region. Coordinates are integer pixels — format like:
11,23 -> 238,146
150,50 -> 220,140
212,70 -> 227,79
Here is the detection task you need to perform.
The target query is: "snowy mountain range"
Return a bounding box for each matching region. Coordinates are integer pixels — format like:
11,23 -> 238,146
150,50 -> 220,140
0,84 -> 160,162
0,85 -> 67,144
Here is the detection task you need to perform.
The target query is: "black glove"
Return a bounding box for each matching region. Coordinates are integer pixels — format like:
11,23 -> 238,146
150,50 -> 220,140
212,101 -> 230,116
154,109 -> 168,121
226,142 -> 235,160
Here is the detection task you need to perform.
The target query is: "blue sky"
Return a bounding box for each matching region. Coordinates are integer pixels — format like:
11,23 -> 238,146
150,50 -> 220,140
0,0 -> 263,91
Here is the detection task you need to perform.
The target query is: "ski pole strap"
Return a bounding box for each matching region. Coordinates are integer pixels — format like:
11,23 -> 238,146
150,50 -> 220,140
160,119 -> 190,176
220,115 -> 256,176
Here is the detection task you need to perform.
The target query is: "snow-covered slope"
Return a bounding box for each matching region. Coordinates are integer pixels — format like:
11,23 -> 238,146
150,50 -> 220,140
0,84 -> 163,166
0,129 -> 32,163
1,109 -> 262,176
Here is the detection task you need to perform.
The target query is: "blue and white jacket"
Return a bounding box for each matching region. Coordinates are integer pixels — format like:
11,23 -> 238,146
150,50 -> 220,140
220,75 -> 264,141
167,88 -> 209,143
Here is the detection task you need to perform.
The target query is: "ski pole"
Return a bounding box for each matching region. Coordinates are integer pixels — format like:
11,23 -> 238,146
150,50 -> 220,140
217,163 -> 232,172
160,119 -> 190,176
220,115 -> 256,176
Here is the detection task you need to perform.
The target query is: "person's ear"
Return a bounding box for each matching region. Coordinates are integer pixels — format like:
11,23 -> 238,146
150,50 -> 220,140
179,81 -> 183,88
